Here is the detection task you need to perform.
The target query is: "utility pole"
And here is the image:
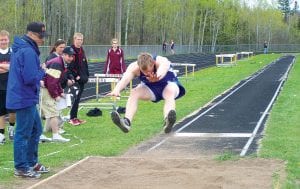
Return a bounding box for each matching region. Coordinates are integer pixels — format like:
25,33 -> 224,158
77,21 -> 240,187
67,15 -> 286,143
115,0 -> 122,44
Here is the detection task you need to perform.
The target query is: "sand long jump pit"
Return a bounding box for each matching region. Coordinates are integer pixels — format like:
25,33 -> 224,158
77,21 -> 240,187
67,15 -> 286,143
26,156 -> 285,189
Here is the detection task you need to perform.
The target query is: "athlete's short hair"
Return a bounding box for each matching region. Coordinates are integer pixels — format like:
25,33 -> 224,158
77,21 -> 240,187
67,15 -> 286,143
137,53 -> 153,71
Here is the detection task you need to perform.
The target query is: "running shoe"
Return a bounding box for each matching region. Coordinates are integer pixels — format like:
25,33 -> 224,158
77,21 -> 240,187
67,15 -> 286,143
68,118 -> 80,126
111,111 -> 131,133
77,118 -> 86,124
52,134 -> 70,142
14,169 -> 41,179
32,163 -> 50,173
163,110 -> 176,134
39,134 -> 52,143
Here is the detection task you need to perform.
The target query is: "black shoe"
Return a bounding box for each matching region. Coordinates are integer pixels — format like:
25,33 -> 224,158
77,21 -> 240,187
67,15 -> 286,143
117,106 -> 126,114
111,111 -> 131,133
14,169 -> 41,179
163,110 -> 176,133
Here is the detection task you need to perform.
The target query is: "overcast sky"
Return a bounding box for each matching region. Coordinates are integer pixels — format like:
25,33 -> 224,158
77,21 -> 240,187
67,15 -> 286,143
242,0 -> 277,8
244,0 -> 298,8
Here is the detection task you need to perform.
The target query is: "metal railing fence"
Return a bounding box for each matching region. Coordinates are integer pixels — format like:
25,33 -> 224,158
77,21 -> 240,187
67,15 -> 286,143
39,44 -> 300,61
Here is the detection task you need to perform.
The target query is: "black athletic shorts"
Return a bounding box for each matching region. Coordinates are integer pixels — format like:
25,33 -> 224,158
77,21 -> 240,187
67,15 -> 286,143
0,90 -> 15,116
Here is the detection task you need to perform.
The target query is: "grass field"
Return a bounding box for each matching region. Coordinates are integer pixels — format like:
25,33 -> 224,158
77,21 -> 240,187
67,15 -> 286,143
260,54 -> 300,188
0,53 -> 299,188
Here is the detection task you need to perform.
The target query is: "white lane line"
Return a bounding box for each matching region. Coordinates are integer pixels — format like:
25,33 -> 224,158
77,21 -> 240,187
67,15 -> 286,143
175,133 -> 252,138
26,156 -> 91,189
240,57 -> 295,156
39,135 -> 84,159
147,62 -> 274,152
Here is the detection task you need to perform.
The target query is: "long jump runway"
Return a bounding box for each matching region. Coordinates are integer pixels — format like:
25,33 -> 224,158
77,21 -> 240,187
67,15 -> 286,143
124,55 -> 295,157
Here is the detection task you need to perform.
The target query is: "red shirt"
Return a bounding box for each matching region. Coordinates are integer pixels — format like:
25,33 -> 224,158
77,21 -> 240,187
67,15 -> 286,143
103,47 -> 126,74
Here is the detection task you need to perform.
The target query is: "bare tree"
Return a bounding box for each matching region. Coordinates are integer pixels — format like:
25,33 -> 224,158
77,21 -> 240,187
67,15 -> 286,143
115,0 -> 122,43
75,0 -> 78,32
78,0 -> 83,32
198,9 -> 209,52
124,0 -> 131,46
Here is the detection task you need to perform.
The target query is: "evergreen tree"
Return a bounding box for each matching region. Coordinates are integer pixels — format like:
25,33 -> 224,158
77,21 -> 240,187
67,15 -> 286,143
278,0 -> 291,22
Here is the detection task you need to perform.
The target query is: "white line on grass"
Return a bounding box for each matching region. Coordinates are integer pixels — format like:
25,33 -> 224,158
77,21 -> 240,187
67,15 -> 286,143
39,135 -> 84,159
26,156 -> 91,189
175,133 -> 252,138
240,57 -> 295,156
147,60 -> 277,152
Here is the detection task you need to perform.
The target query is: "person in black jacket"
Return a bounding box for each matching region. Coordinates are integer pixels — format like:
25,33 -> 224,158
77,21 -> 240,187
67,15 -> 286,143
263,41 -> 268,54
162,40 -> 167,55
0,30 -> 15,143
68,33 -> 89,126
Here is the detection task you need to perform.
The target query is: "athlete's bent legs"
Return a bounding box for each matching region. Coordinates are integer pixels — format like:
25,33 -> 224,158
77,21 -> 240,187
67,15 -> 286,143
125,84 -> 154,121
162,82 -> 179,118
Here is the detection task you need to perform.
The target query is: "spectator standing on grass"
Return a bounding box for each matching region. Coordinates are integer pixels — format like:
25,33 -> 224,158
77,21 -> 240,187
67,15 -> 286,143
103,38 -> 127,114
108,53 -> 185,134
68,33 -> 89,126
41,47 -> 76,142
264,41 -> 268,54
0,30 -> 16,144
103,38 -> 126,74
6,22 -> 50,178
170,39 -> 175,54
40,39 -> 67,142
162,40 -> 167,55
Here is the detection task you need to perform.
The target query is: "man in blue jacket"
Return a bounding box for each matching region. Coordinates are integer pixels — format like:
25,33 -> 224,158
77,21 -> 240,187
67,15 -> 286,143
6,22 -> 50,179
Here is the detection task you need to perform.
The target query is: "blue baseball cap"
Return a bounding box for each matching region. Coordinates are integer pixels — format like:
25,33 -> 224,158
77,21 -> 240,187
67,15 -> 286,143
63,46 -> 75,55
